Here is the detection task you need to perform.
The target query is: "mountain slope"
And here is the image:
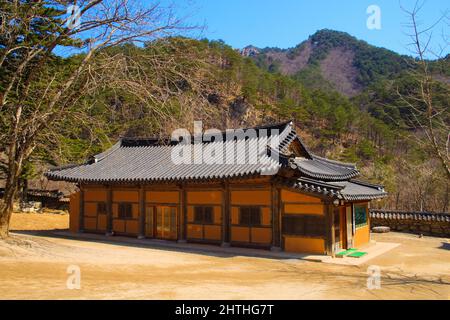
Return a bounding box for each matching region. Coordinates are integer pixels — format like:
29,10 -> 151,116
247,29 -> 412,96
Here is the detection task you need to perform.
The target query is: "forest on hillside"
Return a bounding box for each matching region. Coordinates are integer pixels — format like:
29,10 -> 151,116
0,0 -> 449,230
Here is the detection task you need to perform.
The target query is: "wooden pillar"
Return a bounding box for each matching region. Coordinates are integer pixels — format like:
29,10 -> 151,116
271,183 -> 281,251
78,184 -> 84,233
331,205 -> 336,257
346,204 -> 354,249
367,202 -> 371,242
178,183 -> 187,243
138,185 -> 145,239
106,185 -> 113,236
221,181 -> 230,246
325,203 -> 336,257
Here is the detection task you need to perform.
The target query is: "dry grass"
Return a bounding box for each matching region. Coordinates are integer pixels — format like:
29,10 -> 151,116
10,211 -> 69,232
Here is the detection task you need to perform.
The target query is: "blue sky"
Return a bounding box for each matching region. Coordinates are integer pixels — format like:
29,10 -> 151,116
176,0 -> 449,56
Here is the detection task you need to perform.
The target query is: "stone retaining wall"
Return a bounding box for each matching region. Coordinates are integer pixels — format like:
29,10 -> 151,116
370,210 -> 450,237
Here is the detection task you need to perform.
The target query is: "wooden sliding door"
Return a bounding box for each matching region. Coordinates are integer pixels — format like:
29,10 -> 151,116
156,206 -> 177,240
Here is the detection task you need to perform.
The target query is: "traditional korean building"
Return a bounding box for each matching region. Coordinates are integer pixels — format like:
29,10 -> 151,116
46,121 -> 387,256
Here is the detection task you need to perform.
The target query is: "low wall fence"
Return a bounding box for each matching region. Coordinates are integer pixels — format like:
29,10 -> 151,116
370,209 -> 450,237
0,188 -> 68,210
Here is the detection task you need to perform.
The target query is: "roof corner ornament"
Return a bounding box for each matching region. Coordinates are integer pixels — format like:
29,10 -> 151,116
87,156 -> 98,164
288,158 -> 297,170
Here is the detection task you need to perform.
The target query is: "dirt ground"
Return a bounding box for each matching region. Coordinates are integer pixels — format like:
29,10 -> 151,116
0,213 -> 449,300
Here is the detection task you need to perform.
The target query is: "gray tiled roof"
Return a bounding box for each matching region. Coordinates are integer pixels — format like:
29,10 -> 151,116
278,177 -> 387,201
46,137 -> 281,183
328,180 -> 387,201
290,156 -> 360,181
47,121 -> 295,183
277,177 -> 344,198
45,121 -> 388,201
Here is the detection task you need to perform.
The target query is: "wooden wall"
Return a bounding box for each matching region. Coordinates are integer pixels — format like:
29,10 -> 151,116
111,189 -> 139,235
186,190 -> 222,242
69,191 -> 80,233
280,189 -> 326,254
146,191 -> 179,204
83,188 -> 108,233
67,180 -> 372,256
353,203 -> 370,248
230,189 -> 272,246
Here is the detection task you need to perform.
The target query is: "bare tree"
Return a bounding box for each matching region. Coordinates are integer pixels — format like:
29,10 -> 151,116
399,1 -> 450,180
0,0 -> 198,238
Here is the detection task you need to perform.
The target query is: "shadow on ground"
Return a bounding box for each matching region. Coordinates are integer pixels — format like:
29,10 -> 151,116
10,230 -> 300,261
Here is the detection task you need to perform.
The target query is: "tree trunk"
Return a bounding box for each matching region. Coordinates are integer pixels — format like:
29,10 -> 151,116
0,181 -> 16,239
0,158 -> 21,239
443,182 -> 449,213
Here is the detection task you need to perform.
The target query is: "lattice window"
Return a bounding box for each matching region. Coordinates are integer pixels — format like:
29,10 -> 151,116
118,203 -> 133,219
194,206 -> 214,224
239,207 -> 261,227
97,202 -> 107,215
282,216 -> 325,237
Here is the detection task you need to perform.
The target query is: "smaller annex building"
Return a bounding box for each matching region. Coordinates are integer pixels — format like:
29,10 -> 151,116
46,121 -> 387,256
